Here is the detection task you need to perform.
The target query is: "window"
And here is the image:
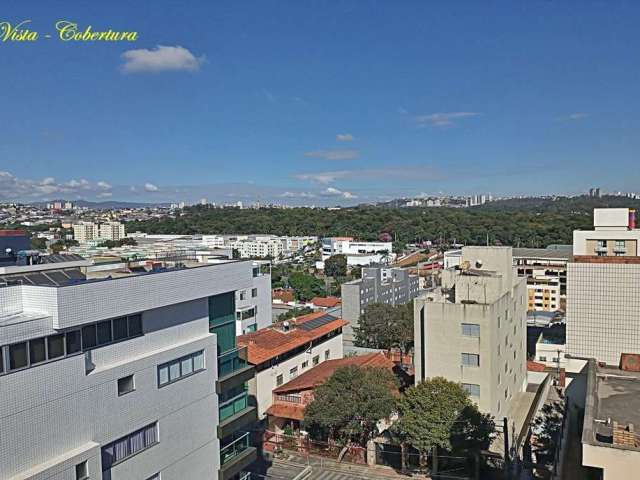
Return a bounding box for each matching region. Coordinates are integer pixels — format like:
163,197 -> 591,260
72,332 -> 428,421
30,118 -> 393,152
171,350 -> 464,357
29,338 -> 46,364
146,474 -> 161,480
252,288 -> 258,298
48,334 -> 65,359
66,330 -> 82,354
276,374 -> 283,386
101,423 -> 158,471
113,317 -> 128,340
325,349 -> 330,360
302,361 -> 309,369
461,323 -> 480,337
312,355 -> 319,366
239,290 -> 246,301
81,324 -> 97,349
461,353 -> 479,367
462,383 -> 480,397
9,342 -> 28,370
75,461 -> 89,480
118,375 -> 135,396
539,356 -> 547,362
158,351 -> 205,387
97,320 -> 113,345
290,366 -> 298,378
128,315 -> 143,336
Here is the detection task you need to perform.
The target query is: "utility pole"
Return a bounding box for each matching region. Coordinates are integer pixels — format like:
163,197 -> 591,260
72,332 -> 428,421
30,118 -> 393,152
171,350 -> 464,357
503,417 -> 510,479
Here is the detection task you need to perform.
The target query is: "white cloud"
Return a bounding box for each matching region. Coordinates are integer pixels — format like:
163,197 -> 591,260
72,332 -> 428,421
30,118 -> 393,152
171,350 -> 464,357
0,171 -> 113,200
121,45 -> 205,74
144,182 -> 159,192
97,181 -> 112,190
295,166 -> 442,185
320,187 -> 357,199
280,191 -> 317,198
304,149 -> 359,161
415,112 -> 480,127
565,113 -> 589,121
336,133 -> 354,142
96,191 -> 113,199
294,170 -> 350,184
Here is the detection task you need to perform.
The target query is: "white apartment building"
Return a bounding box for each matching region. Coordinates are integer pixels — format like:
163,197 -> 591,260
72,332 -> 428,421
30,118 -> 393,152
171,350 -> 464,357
237,311 -> 346,419
73,222 -> 100,243
235,262 -> 272,335
202,235 -> 317,259
0,255 -> 267,480
567,208 -> 640,366
413,246 -> 528,420
73,222 -> 126,244
320,237 -> 395,268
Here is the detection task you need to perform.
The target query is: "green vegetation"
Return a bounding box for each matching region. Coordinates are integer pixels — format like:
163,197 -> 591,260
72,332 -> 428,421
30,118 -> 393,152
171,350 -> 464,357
324,254 -> 347,278
288,272 -> 325,301
127,196 -> 640,248
393,377 -> 495,469
305,365 -> 398,447
30,237 -> 48,251
277,307 -> 314,321
50,239 -> 79,253
97,238 -> 138,248
355,303 -> 414,355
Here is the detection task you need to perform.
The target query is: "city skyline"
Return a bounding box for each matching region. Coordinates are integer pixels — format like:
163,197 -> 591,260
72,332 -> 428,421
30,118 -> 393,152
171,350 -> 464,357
2,2 -> 640,205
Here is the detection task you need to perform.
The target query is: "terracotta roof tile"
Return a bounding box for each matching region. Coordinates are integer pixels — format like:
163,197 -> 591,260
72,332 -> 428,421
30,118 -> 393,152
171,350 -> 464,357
310,296 -> 341,308
273,352 -> 395,394
237,311 -> 348,365
266,403 -> 305,421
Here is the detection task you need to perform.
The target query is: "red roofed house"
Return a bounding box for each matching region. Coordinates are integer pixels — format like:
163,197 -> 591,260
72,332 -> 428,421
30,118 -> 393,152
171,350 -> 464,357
237,311 -> 348,420
309,296 -> 341,309
266,352 -> 395,432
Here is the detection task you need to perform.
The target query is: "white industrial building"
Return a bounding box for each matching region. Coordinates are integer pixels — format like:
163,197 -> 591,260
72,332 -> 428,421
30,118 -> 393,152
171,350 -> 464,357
413,246 -> 528,421
319,237 -> 395,268
0,251 -> 271,480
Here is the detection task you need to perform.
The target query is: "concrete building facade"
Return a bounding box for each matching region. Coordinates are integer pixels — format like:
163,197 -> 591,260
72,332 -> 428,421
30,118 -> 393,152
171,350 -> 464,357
567,208 -> 640,366
0,258 -> 264,480
320,237 -> 394,268
413,247 -> 528,420
341,266 -> 420,345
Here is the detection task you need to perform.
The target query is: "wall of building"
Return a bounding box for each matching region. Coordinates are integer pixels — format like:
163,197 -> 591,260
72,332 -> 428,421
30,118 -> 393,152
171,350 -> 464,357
250,333 -> 343,419
582,443 -> 640,480
0,299 -> 219,480
567,262 -> 640,365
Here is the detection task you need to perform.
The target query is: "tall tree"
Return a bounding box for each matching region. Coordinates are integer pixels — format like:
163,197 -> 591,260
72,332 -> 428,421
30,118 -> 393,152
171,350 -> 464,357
354,302 -> 414,354
393,377 -> 495,469
305,365 -> 398,447
324,254 -> 347,278
288,272 -> 325,301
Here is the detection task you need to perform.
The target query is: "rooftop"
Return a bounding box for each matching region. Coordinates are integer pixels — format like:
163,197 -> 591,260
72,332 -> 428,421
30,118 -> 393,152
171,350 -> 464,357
583,359 -> 640,450
513,246 -> 573,261
273,352 -> 395,394
237,311 -> 348,365
310,296 -> 341,308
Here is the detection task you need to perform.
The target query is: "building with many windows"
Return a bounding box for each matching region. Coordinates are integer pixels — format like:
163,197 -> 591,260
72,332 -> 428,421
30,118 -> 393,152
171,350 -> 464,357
319,237 -> 395,268
0,252 -> 267,480
567,208 -> 640,366
237,311 -> 346,420
73,221 -> 126,244
413,246 -> 528,420
341,266 -> 420,346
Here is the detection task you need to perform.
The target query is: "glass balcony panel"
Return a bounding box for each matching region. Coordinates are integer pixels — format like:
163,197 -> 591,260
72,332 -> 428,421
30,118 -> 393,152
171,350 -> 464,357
218,346 -> 249,378
219,392 -> 249,421
220,432 -> 250,465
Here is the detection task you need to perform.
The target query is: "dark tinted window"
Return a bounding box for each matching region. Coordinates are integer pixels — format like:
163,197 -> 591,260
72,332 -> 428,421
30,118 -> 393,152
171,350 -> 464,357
82,324 -> 97,349
113,317 -> 128,340
29,338 -> 46,364
128,315 -> 142,336
9,343 -> 28,370
97,321 -> 112,345
66,330 -> 82,354
47,334 -> 65,359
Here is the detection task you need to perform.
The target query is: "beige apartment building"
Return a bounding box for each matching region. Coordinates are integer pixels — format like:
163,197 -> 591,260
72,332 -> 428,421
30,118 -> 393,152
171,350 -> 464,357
413,246 -> 528,420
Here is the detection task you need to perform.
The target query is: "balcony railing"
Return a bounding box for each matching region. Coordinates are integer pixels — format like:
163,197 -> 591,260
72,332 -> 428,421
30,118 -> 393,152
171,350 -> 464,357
220,392 -> 249,422
218,346 -> 249,378
220,432 -> 251,465
274,394 -> 302,404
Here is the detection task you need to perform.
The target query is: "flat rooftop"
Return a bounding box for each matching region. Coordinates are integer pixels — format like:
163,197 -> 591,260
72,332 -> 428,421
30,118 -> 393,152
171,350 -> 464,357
513,247 -> 573,261
584,360 -> 640,450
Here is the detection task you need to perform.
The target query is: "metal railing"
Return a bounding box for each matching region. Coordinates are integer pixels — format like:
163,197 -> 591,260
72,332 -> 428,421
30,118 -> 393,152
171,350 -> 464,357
218,346 -> 249,378
220,432 -> 251,465
274,394 -> 303,404
219,391 -> 249,421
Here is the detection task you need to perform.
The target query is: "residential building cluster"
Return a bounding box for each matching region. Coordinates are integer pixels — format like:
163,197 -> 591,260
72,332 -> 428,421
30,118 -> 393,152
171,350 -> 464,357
319,236 -> 395,269
72,221 -> 126,244
203,234 -> 317,259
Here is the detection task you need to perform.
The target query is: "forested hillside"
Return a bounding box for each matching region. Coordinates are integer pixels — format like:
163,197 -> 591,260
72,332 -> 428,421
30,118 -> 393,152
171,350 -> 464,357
128,196 -> 640,248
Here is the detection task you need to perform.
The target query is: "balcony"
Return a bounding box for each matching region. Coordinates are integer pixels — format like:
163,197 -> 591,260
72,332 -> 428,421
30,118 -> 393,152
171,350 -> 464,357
219,432 -> 257,480
595,246 -> 608,253
217,346 -> 255,394
218,392 -> 257,438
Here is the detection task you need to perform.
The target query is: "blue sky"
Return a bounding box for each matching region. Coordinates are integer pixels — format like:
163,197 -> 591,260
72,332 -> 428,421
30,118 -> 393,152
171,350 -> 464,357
1,1 -> 639,205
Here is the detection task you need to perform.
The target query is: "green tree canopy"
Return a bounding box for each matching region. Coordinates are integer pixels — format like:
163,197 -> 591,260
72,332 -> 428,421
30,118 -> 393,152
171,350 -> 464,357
393,378 -> 495,466
354,303 -> 414,355
324,254 -> 347,278
305,365 -> 398,446
288,271 -> 325,301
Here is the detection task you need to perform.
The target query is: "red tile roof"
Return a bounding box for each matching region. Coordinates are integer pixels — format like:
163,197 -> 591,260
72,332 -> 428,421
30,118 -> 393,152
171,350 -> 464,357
310,296 -> 341,308
527,360 -> 547,372
272,288 -> 294,303
265,402 -> 305,421
237,311 -> 348,365
273,352 -> 395,394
